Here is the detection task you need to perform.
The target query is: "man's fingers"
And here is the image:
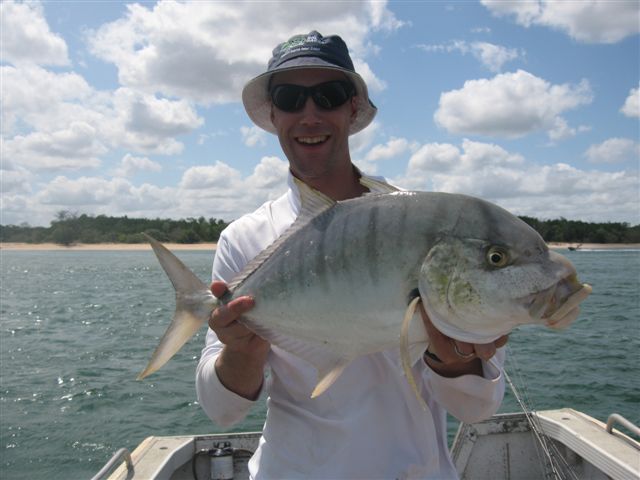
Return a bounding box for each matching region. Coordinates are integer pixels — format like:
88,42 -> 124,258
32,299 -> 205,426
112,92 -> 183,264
211,280 -> 228,299
419,301 -> 508,364
473,342 -> 496,361
495,335 -> 509,349
209,296 -> 255,329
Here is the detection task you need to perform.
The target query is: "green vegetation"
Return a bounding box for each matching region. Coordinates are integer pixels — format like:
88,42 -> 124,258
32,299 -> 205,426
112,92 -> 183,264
0,211 -> 229,246
1,211 -> 638,246
518,216 -> 639,244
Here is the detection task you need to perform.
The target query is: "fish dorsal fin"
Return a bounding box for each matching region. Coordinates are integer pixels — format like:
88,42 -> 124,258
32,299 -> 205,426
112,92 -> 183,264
359,176 -> 400,194
227,178 -> 336,293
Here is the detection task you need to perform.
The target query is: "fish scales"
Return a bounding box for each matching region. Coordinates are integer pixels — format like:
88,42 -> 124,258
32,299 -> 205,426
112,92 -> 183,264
232,193 -> 439,352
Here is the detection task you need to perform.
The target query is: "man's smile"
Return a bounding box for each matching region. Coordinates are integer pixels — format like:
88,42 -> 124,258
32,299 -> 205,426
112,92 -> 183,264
296,135 -> 330,145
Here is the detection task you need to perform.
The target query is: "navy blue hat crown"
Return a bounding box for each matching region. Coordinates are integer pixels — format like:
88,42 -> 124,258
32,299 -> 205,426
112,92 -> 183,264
268,31 -> 355,73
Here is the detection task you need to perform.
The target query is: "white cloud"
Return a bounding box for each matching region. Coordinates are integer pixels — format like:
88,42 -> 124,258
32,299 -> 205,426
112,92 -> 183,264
113,154 -> 162,177
352,59 -> 387,93
481,0 -> 640,44
241,126 -> 268,147
5,156 -> 291,226
434,70 -> 593,139
87,1 -> 401,103
417,40 -> 522,72
244,156 -> 290,191
1,64 -> 93,135
180,161 -> 243,190
356,137 -> 417,174
126,94 -> 203,137
36,176 -> 174,217
620,85 -> 640,118
391,139 -> 638,223
547,117 -> 591,142
0,0 -> 69,66
0,166 -> 33,195
175,156 -> 289,220
3,122 -> 106,170
399,139 -> 524,191
471,42 -> 523,72
349,121 -> 381,155
3,64 -> 204,161
584,138 -> 640,164
365,137 -> 415,163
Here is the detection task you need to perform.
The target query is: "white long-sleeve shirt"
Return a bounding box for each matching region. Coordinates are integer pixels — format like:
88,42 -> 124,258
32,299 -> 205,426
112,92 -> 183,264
196,172 -> 506,479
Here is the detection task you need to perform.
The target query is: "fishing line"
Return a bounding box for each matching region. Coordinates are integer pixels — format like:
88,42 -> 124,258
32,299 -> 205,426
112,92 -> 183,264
505,348 -> 580,480
493,346 -> 581,480
499,352 -> 559,479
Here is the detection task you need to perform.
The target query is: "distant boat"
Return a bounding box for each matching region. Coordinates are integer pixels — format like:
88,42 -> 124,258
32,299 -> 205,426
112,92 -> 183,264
568,243 -> 583,251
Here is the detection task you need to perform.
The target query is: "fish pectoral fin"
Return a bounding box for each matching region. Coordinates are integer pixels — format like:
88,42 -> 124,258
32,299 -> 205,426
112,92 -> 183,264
401,296 -> 428,411
311,360 -> 350,398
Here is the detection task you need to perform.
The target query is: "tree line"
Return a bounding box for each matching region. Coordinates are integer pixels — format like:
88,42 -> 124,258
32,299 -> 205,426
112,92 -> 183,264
0,211 -> 638,246
0,211 -> 229,245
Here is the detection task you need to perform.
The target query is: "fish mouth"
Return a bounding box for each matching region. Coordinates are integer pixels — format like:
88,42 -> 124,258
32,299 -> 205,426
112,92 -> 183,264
524,250 -> 592,329
526,274 -> 592,330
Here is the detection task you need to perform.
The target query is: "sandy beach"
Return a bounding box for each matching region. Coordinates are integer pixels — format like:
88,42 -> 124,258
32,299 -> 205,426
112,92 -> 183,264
0,242 -> 217,251
1,242 -> 637,251
547,242 -> 640,250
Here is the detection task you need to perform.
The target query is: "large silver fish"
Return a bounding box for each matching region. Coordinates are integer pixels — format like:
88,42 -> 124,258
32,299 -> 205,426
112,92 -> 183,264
137,177 -> 591,402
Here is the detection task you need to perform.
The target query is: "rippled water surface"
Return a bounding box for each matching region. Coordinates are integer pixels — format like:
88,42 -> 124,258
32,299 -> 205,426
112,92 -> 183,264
1,249 -> 638,479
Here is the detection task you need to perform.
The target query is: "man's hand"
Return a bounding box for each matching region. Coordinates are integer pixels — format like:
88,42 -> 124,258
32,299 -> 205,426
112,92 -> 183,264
418,301 -> 508,377
210,281 -> 270,399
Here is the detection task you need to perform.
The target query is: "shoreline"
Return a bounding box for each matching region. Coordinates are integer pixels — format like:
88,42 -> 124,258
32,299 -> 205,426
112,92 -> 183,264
0,242 -> 217,251
0,242 -> 638,251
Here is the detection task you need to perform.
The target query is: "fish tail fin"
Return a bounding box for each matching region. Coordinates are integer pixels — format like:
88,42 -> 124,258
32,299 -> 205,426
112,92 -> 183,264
137,234 -> 218,380
401,296 -> 429,411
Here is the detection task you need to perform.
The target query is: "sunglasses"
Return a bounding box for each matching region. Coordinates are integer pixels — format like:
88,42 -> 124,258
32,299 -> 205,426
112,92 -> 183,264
270,80 -> 355,112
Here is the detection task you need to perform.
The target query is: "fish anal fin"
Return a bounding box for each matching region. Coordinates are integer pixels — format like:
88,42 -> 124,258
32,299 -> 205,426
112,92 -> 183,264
241,324 -> 353,399
311,360 -> 349,398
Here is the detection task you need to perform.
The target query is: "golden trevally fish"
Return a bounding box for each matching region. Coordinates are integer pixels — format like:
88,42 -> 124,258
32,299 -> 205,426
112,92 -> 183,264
137,177 -> 591,403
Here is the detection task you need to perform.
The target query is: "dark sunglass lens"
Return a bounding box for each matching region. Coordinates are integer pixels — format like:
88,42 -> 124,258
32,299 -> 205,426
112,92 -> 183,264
312,82 -> 352,109
271,85 -> 306,112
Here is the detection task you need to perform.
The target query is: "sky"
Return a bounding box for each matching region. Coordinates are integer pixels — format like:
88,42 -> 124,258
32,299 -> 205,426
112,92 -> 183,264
1,0 -> 639,227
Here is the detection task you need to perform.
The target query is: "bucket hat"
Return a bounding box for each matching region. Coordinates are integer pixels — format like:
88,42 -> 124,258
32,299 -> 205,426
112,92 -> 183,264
242,31 -> 377,135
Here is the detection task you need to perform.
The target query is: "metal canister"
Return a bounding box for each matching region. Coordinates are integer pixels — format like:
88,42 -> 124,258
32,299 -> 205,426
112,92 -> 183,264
209,442 -> 234,480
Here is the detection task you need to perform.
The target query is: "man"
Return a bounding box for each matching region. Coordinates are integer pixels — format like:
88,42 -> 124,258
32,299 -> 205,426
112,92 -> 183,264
196,31 -> 507,479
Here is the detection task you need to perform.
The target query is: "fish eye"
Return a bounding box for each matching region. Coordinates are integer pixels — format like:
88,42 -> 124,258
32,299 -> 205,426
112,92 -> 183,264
486,246 -> 509,268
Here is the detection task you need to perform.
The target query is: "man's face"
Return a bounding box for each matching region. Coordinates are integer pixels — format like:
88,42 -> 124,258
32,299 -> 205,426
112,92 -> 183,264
269,69 -> 357,183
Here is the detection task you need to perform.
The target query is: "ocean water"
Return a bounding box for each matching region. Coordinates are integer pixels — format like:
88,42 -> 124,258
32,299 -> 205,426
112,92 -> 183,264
0,248 -> 638,479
